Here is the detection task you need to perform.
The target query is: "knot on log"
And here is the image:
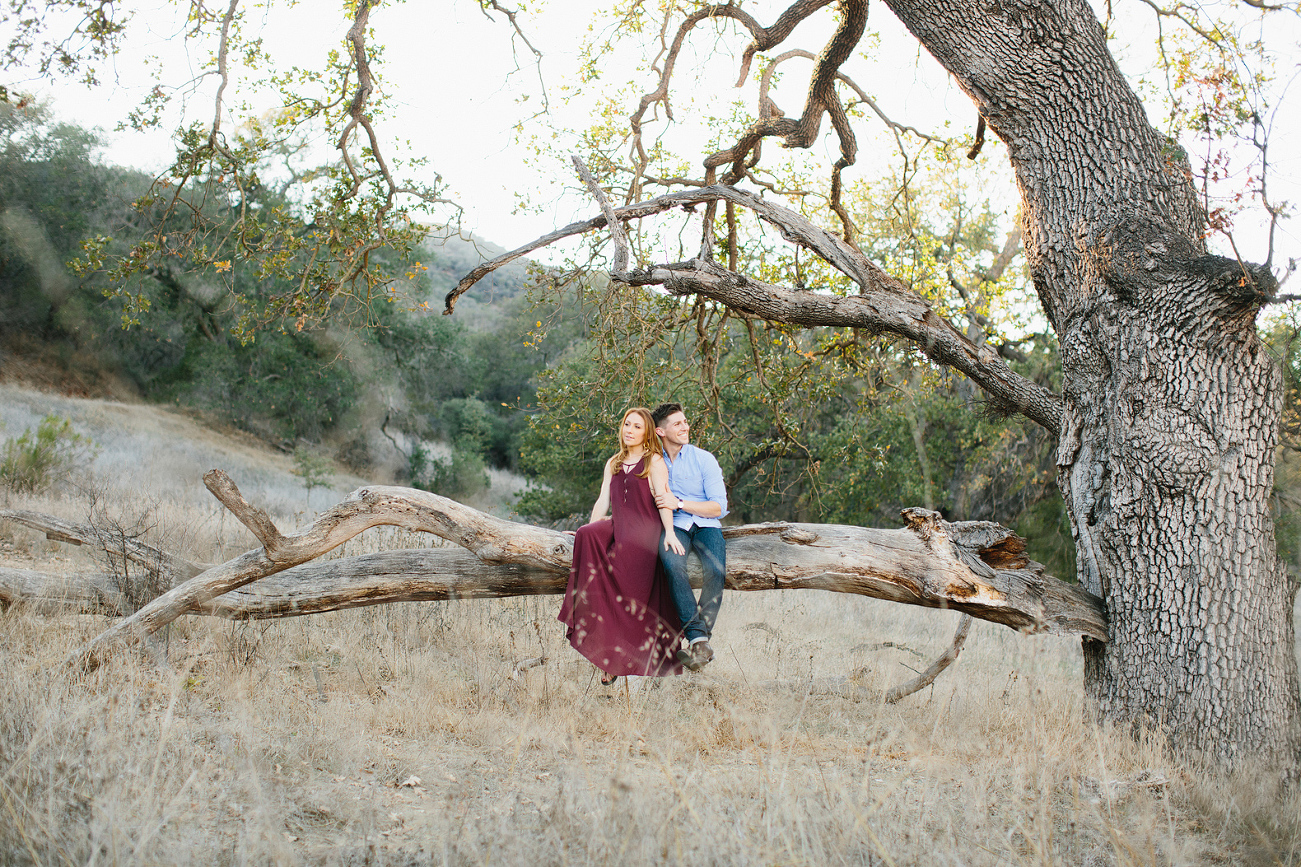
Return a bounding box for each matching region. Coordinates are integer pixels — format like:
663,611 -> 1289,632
901,507 -> 942,539
901,508 -> 982,589
780,527 -> 819,545
945,521 -> 1029,571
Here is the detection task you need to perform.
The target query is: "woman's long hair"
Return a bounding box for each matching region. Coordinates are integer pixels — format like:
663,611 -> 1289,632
608,407 -> 662,480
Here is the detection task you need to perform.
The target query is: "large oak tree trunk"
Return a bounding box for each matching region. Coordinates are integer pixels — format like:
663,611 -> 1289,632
884,0 -> 1301,770
1068,223 -> 1300,766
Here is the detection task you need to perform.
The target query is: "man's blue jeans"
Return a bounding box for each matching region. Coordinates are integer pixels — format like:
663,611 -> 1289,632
660,525 -> 727,643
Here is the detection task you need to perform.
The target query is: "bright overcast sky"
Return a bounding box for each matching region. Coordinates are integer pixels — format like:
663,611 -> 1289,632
10,0 -> 1300,274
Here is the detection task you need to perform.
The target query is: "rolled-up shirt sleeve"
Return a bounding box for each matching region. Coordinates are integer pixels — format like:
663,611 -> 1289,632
665,444 -> 729,530
701,452 -> 729,519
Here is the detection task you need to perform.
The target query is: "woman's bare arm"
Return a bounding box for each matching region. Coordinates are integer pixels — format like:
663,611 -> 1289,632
588,459 -> 614,524
650,455 -> 686,555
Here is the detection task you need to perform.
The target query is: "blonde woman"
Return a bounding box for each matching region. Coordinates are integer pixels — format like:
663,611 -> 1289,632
558,407 -> 687,685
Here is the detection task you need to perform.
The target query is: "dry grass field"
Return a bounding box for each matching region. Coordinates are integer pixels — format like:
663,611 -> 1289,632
1,384 -> 1299,866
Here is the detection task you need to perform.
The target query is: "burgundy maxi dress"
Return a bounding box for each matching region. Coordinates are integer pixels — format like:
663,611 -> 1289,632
558,458 -> 683,677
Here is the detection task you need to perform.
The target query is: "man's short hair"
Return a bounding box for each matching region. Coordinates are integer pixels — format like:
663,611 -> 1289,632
652,402 -> 683,428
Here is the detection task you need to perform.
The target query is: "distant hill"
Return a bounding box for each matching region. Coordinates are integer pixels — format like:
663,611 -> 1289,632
419,230 -> 535,331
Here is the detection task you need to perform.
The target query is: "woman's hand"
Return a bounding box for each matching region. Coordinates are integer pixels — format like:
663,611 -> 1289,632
664,533 -> 686,556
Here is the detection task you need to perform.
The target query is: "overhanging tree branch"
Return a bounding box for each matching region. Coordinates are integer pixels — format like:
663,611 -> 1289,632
446,185 -> 1063,435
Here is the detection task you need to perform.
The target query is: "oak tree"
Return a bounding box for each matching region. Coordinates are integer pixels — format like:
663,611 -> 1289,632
4,0 -> 1298,774
450,0 -> 1301,775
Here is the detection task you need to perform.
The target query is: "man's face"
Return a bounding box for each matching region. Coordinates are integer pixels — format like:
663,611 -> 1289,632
656,411 -> 690,447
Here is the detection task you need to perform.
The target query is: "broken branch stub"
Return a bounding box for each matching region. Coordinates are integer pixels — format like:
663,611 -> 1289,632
884,614 -> 973,703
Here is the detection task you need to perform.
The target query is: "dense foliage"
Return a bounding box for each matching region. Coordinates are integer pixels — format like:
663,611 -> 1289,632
0,101 -> 1074,574
0,103 -> 548,497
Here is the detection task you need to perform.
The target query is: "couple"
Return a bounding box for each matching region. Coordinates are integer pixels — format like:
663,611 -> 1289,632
557,403 -> 728,685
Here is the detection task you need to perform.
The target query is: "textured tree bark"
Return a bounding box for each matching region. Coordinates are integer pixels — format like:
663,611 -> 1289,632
882,0 -> 1301,771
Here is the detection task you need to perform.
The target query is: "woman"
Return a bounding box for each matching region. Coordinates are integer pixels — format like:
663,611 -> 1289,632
558,407 -> 687,684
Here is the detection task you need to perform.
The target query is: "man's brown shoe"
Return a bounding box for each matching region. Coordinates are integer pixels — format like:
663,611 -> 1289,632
677,641 -> 715,671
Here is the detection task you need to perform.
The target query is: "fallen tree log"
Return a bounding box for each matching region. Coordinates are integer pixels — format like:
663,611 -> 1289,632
0,509 -> 205,581
0,471 -> 1108,670
0,550 -> 556,618
3,532 -> 1099,640
0,565 -> 133,616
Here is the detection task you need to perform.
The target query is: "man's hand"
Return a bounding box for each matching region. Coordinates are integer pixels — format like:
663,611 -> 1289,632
655,490 -> 680,512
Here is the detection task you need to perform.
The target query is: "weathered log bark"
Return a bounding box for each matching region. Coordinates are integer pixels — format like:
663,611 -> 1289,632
0,475 -> 1108,666
3,515 -> 1105,640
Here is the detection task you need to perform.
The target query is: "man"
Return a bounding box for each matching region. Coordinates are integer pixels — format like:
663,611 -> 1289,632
651,402 -> 728,672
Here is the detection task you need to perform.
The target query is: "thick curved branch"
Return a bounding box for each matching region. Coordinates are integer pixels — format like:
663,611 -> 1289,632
628,4 -> 761,199
736,0 -> 836,85
446,186 -> 1062,434
337,0 -> 376,195
640,257 -> 1061,428
754,47 -> 948,240
704,0 -> 868,192
572,155 -> 630,276
208,0 -> 240,144
626,0 -> 833,201
763,49 -> 947,146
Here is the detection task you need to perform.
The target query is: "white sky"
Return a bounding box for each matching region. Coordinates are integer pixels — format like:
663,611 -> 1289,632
7,0 -> 1299,277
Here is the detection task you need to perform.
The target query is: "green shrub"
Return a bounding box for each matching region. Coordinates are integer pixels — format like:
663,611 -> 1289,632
292,446 -> 336,501
408,441 -> 489,501
0,415 -> 96,493
154,331 -> 359,443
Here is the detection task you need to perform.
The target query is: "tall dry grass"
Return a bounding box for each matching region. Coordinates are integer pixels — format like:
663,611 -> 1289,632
1,388 -> 1299,865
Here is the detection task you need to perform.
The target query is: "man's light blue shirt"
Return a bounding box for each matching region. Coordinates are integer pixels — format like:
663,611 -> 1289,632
662,443 -> 728,530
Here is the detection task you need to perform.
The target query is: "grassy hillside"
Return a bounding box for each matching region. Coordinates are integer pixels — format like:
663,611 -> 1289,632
1,385 -> 1298,865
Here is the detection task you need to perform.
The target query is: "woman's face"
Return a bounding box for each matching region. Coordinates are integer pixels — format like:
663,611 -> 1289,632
621,412 -> 647,449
